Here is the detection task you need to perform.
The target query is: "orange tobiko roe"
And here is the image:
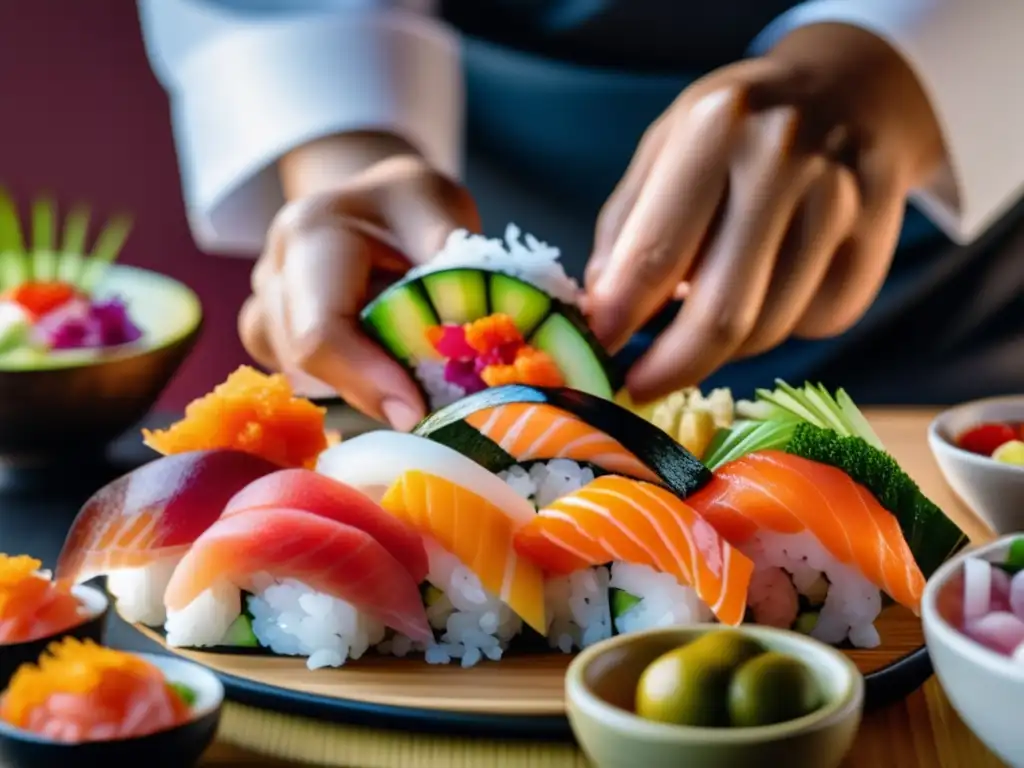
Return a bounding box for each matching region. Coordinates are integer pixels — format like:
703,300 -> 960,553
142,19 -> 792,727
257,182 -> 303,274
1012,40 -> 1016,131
3,281 -> 78,320
480,347 -> 565,388
463,313 -> 524,354
0,638 -> 191,742
0,555 -> 84,645
142,366 -> 329,470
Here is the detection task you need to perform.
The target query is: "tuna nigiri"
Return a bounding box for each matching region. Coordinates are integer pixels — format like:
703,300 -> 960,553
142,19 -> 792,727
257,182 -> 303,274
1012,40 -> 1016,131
0,638 -> 192,742
54,450 -> 279,626
514,476 -> 754,634
380,470 -> 547,664
686,450 -> 927,648
222,469 -> 429,583
162,507 -> 432,669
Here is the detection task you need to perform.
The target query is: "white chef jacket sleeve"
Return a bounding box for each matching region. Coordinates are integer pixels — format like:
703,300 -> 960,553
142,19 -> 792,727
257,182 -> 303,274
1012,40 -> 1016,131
138,0 -> 463,254
752,0 -> 1024,244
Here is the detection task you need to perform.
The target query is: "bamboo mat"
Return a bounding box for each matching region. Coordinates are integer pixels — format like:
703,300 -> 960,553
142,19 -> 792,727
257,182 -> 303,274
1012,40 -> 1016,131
194,408 -> 1005,767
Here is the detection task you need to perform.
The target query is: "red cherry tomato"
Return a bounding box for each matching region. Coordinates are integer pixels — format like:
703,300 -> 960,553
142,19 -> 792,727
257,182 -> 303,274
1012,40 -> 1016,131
957,423 -> 1018,456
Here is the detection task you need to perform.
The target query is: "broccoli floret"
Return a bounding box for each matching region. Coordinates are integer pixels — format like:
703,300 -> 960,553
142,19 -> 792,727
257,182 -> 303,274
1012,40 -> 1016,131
785,422 -> 966,577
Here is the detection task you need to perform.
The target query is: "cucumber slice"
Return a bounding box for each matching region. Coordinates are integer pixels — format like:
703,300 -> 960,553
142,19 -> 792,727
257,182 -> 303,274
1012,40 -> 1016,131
31,249 -> 58,283
1007,538 -> 1024,571
169,682 -> 198,706
221,614 -> 259,648
610,588 -> 641,622
530,313 -> 613,400
56,251 -> 86,286
0,251 -> 29,290
361,282 -> 440,364
422,269 -> 488,324
489,273 -> 551,337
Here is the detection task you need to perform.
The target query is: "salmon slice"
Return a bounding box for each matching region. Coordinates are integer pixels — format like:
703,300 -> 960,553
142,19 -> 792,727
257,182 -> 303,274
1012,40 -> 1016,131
513,476 -> 754,626
465,402 -> 660,481
685,451 -> 925,610
379,470 -> 547,635
163,507 -> 432,642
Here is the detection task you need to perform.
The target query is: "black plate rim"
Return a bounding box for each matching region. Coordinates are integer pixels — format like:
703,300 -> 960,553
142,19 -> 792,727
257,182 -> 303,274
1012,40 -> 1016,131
129,624 -> 933,740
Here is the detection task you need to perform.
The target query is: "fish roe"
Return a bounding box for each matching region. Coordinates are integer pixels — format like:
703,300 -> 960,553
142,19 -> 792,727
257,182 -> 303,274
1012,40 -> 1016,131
463,313 -> 524,355
0,555 -> 84,645
480,347 -> 565,388
4,281 -> 77,319
142,366 -> 329,470
0,638 -> 191,742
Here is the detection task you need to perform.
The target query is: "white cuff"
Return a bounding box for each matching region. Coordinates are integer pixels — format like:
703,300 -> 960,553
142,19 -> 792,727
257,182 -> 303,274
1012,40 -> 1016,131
159,10 -> 462,255
753,0 -> 1024,244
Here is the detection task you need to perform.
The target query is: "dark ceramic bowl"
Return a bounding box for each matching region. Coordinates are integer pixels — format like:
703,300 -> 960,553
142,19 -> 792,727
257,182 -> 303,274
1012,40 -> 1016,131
0,652 -> 224,768
0,583 -> 108,688
0,265 -> 202,463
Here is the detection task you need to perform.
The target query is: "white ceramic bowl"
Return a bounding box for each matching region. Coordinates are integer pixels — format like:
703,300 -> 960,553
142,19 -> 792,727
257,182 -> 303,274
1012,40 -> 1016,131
928,396 -> 1024,534
923,535 -> 1024,766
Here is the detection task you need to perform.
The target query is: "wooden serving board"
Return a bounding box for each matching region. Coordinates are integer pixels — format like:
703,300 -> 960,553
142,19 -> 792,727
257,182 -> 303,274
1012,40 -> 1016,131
130,408 -> 992,734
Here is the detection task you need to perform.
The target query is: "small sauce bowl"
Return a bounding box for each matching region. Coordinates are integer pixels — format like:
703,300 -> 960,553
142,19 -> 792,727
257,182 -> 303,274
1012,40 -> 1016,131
565,624 -> 864,768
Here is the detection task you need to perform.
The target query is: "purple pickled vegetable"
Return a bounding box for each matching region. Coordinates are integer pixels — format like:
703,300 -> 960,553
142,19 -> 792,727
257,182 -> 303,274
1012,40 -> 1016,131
90,298 -> 142,345
443,358 -> 486,393
431,325 -> 476,360
33,295 -> 142,351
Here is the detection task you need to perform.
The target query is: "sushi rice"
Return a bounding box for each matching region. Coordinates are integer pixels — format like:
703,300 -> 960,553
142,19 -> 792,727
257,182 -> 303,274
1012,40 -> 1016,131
407,223 -> 580,408
498,459 -> 712,653
105,559 -> 181,627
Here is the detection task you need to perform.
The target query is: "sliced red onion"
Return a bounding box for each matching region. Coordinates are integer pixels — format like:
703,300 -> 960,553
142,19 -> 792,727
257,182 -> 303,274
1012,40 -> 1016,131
992,567 -> 1013,613
964,611 -> 1024,655
1010,570 -> 1024,620
963,558 -> 993,622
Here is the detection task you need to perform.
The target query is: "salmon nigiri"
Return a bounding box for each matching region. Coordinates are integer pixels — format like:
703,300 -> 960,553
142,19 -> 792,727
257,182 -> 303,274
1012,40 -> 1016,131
162,507 -> 432,668
379,470 -> 547,667
514,475 -> 754,628
686,450 -> 927,648
55,450 -> 279,626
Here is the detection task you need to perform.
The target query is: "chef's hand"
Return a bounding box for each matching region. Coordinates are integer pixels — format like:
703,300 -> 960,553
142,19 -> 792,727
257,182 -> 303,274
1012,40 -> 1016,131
238,131 -> 480,430
585,23 -> 946,403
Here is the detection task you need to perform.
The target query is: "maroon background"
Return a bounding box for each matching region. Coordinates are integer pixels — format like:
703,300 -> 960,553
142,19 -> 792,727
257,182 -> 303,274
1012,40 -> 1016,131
0,0 -> 252,410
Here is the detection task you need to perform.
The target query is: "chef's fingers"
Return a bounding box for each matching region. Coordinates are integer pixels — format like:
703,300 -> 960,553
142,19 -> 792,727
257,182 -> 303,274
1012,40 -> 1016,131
794,151 -> 906,338
735,162 -> 860,358
587,87 -> 743,353
586,115 -> 673,290
624,108 -> 817,401
271,223 -> 426,430
238,295 -> 280,371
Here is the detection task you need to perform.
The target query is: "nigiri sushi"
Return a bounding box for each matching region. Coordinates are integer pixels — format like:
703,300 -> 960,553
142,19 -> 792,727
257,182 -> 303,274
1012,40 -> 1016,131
163,507 -> 431,670
414,384 -> 712,499
514,476 -> 755,653
317,432 -> 542,665
686,450 -> 928,648
0,638 -> 192,742
54,450 -> 279,626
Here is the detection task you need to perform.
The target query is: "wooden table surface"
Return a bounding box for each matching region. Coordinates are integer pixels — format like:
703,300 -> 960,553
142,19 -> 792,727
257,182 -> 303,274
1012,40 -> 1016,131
197,409 -> 1007,768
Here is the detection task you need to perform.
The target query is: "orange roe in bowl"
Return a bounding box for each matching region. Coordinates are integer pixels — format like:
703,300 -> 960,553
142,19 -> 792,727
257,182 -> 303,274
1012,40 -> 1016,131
3,281 -> 78,320
0,555 -> 84,645
0,638 -> 191,742
480,347 -> 565,388
142,366 -> 329,470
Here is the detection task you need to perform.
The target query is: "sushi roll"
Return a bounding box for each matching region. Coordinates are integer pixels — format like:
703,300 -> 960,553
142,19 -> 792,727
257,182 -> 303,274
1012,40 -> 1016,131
54,450 -> 279,626
317,431 -> 546,666
513,476 -> 755,653
686,450 -> 931,648
414,384 -> 712,498
360,224 -> 619,409
0,638 -> 194,742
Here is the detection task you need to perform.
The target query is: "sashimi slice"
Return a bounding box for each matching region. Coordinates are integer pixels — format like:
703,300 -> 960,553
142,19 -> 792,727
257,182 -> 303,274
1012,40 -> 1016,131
380,470 -> 547,635
163,507 -> 431,643
686,450 -> 925,610
317,431 -> 535,528
223,469 -> 429,583
55,450 -> 279,583
514,475 -> 753,626
465,402 -> 659,481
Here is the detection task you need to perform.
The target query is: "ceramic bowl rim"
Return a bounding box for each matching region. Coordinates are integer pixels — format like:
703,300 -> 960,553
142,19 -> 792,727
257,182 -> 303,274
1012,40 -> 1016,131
566,624 -> 864,744
0,263 -> 202,373
922,533 -> 1024,682
928,396 -> 1024,474
0,651 -> 225,746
